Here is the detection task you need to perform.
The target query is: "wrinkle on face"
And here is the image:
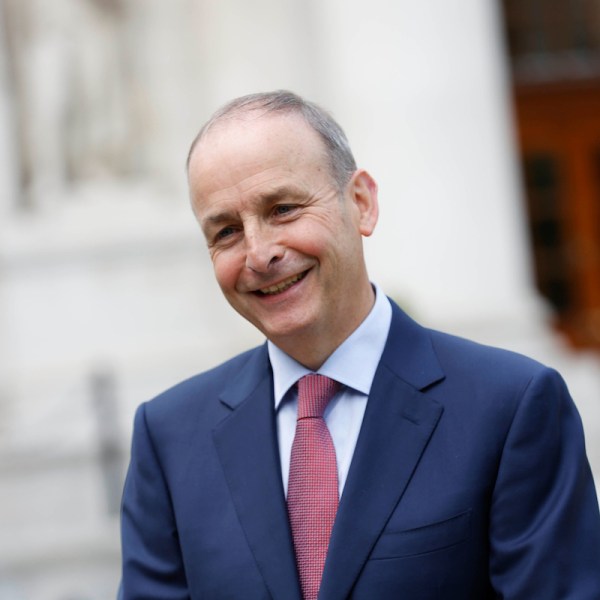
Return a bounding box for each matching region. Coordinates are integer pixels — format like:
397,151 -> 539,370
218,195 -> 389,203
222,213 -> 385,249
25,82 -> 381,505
187,112 -> 377,367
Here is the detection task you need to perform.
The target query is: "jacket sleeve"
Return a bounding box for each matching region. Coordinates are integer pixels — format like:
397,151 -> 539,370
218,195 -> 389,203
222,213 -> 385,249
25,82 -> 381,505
119,403 -> 191,600
489,367 -> 600,598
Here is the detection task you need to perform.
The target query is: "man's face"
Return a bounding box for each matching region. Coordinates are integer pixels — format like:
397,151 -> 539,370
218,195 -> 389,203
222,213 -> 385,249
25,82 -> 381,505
188,112 -> 377,366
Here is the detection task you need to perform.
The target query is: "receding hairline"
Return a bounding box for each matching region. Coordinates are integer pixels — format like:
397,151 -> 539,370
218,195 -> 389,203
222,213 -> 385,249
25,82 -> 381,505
187,106 -> 312,167
187,98 -> 319,169
185,90 -> 357,190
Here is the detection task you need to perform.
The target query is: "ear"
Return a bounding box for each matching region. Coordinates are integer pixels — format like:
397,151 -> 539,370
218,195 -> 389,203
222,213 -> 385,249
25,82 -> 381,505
347,169 -> 379,237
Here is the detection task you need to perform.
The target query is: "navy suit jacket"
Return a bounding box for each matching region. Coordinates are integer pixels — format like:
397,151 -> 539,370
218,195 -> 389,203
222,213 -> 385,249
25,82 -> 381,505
119,301 -> 600,599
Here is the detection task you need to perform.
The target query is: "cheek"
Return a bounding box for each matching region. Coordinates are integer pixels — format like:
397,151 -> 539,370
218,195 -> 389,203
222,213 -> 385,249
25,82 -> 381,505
291,209 -> 352,258
211,252 -> 242,293
288,221 -> 333,258
292,229 -> 346,272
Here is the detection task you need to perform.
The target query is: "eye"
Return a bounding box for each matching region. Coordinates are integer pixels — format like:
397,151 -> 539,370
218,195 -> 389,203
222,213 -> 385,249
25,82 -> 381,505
217,226 -> 234,238
214,226 -> 237,242
273,204 -> 296,216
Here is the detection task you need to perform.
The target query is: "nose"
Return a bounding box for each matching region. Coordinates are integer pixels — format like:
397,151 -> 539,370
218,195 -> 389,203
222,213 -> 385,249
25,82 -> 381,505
244,226 -> 283,273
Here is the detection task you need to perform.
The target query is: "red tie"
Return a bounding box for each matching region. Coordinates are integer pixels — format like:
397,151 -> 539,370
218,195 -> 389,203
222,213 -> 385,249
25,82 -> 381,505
287,374 -> 340,600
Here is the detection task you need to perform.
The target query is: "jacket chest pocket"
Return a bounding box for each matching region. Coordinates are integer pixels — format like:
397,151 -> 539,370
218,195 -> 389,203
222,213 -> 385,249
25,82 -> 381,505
369,509 -> 472,559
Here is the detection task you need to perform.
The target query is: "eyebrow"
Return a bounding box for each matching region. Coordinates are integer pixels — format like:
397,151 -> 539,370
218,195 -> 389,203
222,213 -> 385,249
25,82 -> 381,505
201,186 -> 305,230
203,210 -> 236,228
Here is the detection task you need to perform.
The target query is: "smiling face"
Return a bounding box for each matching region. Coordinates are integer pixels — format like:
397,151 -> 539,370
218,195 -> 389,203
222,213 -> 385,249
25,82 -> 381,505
188,111 -> 379,369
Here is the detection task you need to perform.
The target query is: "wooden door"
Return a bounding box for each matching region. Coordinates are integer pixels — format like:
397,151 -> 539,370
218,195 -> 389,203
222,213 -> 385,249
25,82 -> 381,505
503,0 -> 600,348
515,82 -> 600,347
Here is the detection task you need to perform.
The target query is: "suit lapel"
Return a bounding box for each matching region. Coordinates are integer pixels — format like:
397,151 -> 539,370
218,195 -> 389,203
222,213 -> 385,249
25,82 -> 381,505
319,302 -> 445,600
213,346 -> 302,600
212,303 -> 445,600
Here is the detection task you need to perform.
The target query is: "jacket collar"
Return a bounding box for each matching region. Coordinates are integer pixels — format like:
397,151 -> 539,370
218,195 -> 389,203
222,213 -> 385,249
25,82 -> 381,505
214,300 -> 445,599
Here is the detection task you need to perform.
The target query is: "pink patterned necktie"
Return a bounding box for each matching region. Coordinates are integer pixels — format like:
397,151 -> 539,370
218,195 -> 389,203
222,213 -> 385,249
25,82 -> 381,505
287,374 -> 341,600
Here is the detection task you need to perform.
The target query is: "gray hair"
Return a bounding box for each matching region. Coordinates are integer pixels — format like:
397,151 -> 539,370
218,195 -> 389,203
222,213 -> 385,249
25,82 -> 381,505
186,90 -> 357,190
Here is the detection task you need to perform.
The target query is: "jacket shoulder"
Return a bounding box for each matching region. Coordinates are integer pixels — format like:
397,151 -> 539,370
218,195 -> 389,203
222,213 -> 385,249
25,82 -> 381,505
385,300 -> 552,394
428,328 -> 547,377
143,345 -> 267,422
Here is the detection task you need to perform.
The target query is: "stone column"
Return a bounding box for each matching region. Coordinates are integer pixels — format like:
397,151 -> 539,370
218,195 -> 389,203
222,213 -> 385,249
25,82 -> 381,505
0,3 -> 18,219
316,0 -> 541,337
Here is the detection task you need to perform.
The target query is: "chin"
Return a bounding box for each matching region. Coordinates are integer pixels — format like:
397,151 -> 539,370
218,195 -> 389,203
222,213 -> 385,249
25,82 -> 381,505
237,302 -> 319,344
255,315 -> 312,342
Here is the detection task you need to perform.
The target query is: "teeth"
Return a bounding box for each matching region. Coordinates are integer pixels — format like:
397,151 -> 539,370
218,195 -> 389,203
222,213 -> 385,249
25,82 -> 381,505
260,272 -> 304,295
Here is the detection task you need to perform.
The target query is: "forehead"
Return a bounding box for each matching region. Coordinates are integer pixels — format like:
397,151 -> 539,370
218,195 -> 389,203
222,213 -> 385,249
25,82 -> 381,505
188,112 -> 330,191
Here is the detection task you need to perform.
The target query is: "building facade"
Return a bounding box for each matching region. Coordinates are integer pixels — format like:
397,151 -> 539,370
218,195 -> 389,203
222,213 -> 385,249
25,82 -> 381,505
0,1 -> 598,597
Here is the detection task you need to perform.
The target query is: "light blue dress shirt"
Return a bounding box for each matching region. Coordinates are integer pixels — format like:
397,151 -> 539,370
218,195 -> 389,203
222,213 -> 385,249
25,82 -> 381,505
268,284 -> 392,498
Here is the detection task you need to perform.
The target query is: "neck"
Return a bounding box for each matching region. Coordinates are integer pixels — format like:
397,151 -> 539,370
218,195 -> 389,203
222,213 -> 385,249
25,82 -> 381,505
273,283 -> 376,370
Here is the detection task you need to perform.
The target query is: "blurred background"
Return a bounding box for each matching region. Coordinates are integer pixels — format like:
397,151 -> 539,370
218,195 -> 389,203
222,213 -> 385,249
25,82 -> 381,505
0,0 -> 599,597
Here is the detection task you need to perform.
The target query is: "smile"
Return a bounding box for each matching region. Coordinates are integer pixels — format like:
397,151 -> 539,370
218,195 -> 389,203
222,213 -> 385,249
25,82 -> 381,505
258,271 -> 308,295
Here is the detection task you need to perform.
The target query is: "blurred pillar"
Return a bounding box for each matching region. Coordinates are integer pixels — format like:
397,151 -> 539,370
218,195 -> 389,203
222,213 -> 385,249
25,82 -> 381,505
317,0 -> 541,334
0,3 -> 18,220
0,4 -> 16,408
90,368 -> 124,516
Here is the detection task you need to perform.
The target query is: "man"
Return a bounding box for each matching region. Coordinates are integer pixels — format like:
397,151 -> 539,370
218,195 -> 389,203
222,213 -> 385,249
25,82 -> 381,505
119,91 -> 600,599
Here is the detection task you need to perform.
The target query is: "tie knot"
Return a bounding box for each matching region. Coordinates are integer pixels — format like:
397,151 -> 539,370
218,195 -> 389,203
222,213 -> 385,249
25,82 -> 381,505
296,374 -> 340,419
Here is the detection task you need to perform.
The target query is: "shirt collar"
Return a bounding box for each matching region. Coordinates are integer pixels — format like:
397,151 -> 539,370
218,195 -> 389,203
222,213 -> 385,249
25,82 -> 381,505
268,283 -> 392,408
